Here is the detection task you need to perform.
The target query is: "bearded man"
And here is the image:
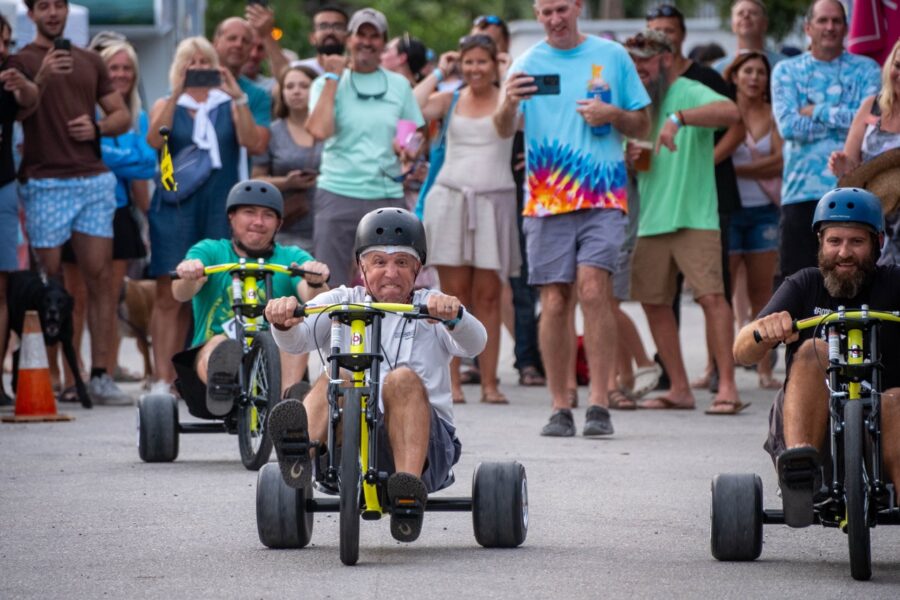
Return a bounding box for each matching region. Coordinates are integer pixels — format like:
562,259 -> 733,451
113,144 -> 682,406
734,188 -> 900,528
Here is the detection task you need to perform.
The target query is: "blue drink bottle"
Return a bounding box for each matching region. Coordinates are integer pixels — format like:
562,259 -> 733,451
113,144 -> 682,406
588,80 -> 612,136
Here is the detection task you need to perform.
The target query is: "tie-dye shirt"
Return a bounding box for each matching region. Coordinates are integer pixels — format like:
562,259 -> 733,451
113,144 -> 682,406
772,51 -> 880,206
510,37 -> 650,217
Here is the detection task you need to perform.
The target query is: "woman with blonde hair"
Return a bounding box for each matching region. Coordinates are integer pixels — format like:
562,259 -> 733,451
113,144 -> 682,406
145,36 -> 261,392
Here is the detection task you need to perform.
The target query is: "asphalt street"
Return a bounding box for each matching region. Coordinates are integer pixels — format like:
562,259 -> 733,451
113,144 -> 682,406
1,299 -> 898,599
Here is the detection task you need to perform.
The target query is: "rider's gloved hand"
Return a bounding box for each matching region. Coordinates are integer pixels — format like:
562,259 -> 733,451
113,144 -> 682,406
755,311 -> 798,346
176,259 -> 207,282
265,296 -> 304,331
426,293 -> 462,325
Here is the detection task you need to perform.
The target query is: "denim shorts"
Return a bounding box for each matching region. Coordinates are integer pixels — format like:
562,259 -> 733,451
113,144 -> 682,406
729,204 -> 779,254
19,173 -> 116,248
522,208 -> 627,285
0,181 -> 18,271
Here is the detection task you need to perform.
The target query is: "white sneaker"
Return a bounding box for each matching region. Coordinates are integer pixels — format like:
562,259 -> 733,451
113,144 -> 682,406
88,373 -> 133,406
148,380 -> 171,396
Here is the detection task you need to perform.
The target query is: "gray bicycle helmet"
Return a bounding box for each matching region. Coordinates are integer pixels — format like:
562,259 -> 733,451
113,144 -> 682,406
354,207 -> 427,264
812,187 -> 884,234
225,180 -> 283,219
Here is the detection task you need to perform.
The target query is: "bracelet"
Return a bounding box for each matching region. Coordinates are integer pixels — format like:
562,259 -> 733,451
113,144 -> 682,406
323,72 -> 340,82
677,110 -> 687,126
433,68 -> 444,83
668,113 -> 682,128
234,94 -> 249,106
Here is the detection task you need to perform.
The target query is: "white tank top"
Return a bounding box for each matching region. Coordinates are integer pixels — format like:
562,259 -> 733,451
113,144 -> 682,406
732,130 -> 777,208
435,112 -> 514,190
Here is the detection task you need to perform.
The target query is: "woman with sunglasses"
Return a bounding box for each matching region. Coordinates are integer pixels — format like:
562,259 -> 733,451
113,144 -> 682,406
722,51 -> 783,390
413,34 -> 520,405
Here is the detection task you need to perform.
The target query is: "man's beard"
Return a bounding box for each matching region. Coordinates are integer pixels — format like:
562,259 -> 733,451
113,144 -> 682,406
646,68 -> 670,124
316,40 -> 345,56
819,248 -> 876,299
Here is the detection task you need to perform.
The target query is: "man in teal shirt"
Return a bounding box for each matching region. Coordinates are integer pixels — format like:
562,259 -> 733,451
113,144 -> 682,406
307,8 -> 425,286
173,181 -> 328,417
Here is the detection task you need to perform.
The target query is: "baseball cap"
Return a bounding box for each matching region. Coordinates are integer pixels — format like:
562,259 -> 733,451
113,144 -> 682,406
623,29 -> 674,58
348,8 -> 388,36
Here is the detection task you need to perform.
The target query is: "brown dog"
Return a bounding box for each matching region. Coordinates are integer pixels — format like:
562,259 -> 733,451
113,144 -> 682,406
118,278 -> 156,386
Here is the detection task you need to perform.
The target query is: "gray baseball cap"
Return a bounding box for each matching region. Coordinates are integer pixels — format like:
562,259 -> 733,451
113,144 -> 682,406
348,8 -> 388,36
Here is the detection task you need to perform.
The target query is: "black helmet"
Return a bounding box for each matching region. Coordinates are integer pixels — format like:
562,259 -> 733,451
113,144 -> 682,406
354,208 -> 427,264
225,180 -> 283,219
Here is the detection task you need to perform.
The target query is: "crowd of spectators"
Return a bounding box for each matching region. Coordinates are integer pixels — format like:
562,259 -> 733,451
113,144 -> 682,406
1,0 -> 898,441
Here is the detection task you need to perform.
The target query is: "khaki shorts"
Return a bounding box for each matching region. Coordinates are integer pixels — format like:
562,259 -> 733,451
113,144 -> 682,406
630,228 -> 724,305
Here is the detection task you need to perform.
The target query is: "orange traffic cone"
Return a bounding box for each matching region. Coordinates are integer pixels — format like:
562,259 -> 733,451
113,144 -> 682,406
1,310 -> 73,423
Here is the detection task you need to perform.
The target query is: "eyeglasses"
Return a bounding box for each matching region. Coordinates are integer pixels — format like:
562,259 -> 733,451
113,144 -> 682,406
474,15 -> 504,27
645,5 -> 682,20
349,69 -> 387,100
315,22 -> 347,33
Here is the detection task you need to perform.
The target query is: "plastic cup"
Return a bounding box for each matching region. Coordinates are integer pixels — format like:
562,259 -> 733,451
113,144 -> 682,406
633,140 -> 653,172
395,119 -> 417,148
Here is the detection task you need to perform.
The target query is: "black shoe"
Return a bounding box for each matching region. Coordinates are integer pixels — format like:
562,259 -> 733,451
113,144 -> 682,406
777,446 -> 821,528
653,354 -> 670,391
583,405 -> 614,436
268,399 -> 312,489
388,472 -> 427,542
206,339 -> 242,417
540,409 -> 575,437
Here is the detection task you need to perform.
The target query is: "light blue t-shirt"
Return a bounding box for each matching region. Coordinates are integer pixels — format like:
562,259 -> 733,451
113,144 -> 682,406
310,68 -> 424,200
772,51 -> 880,205
509,36 -> 650,217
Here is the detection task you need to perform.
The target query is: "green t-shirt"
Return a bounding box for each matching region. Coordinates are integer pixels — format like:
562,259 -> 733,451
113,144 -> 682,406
636,77 -> 727,237
309,68 -> 424,199
185,239 -> 313,346
239,75 -> 272,128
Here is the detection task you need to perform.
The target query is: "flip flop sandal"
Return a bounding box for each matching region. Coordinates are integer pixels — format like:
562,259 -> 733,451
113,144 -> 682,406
518,366 -> 546,387
776,446 -> 822,528
704,399 -> 751,415
607,389 -> 636,410
638,396 -> 695,410
388,472 -> 428,542
268,399 -> 312,490
205,339 -> 242,417
58,385 -> 80,403
629,364 -> 663,399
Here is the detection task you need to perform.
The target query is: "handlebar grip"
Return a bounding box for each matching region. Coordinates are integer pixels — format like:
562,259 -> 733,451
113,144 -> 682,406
168,270 -> 181,280
416,304 -> 464,321
292,305 -> 306,318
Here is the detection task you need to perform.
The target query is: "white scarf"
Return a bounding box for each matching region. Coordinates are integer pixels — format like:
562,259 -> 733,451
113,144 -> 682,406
176,89 -> 248,181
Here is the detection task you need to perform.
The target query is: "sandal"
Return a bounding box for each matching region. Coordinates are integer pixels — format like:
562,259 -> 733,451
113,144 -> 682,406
480,390 -> 509,405
607,389 -> 636,410
58,385 -> 79,403
758,374 -> 783,389
459,367 -> 481,385
518,365 -> 545,387
705,398 -> 751,415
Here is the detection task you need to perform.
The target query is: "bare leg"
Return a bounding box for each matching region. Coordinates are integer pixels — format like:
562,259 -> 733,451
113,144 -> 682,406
881,388 -> 900,489
539,283 -> 574,411
280,350 -> 308,396
566,293 -> 578,398
578,265 -> 616,408
195,334 -> 228,384
471,268 -> 503,400
60,262 -> 86,389
108,259 -> 129,375
382,366 -> 431,476
500,282 -> 515,339
730,256 -> 752,328
69,232 -> 114,373
150,276 -> 191,384
745,251 -> 779,385
612,300 -> 654,391
783,338 -> 829,449
640,302 -> 694,406
435,265 -> 473,402
695,293 -> 740,406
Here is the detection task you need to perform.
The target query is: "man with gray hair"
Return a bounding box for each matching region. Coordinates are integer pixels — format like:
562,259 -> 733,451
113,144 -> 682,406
712,0 -> 785,74
305,8 -> 425,287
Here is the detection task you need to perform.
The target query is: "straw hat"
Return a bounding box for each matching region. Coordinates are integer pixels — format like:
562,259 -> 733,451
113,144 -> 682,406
837,147 -> 900,214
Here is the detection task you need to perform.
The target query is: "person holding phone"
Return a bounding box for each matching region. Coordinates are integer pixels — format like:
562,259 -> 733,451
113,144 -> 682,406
12,0 -> 132,405
145,36 -> 261,391
493,0 -> 651,437
413,34 -> 519,405
251,64 -> 322,252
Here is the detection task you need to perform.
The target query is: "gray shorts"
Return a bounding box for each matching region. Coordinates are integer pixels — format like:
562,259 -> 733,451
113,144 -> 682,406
313,188 -> 405,287
377,408 -> 461,493
522,208 -> 626,285
613,179 -> 641,301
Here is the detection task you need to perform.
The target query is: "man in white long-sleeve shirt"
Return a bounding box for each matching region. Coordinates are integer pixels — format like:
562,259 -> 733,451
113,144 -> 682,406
264,207 -> 487,543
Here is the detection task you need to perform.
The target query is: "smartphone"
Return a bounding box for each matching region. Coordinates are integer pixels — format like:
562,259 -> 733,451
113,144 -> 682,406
53,38 -> 71,51
184,69 -> 222,88
530,74 -> 560,96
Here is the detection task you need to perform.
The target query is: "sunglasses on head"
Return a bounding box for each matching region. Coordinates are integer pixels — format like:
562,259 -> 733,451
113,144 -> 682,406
474,15 -> 504,27
645,5 -> 682,20
459,34 -> 496,50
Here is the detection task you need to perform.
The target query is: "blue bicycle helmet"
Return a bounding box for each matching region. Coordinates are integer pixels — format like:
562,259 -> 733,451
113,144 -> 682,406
225,181 -> 283,219
811,187 -> 884,234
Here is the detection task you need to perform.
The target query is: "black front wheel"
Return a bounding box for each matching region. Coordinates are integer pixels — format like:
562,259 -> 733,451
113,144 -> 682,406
710,473 -> 763,561
472,461 -> 528,548
256,463 -> 314,549
339,389 -> 362,566
844,400 -> 872,581
238,332 -> 281,471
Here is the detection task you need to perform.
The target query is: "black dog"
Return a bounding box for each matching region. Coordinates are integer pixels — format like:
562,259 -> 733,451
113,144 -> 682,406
5,270 -> 92,408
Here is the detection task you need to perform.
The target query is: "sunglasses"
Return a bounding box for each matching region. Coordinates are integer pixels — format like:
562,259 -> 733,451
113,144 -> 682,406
474,15 -> 504,27
645,5 -> 683,20
349,69 -> 387,100
381,155 -> 425,183
458,34 -> 496,51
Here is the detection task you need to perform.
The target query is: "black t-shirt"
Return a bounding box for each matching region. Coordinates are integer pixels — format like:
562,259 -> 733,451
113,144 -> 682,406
682,62 -> 741,216
759,265 -> 900,387
0,61 -> 19,187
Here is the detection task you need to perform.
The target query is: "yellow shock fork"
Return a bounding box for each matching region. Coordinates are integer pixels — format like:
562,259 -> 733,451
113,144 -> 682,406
242,269 -> 259,431
351,318 -> 382,515
847,328 -> 863,401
